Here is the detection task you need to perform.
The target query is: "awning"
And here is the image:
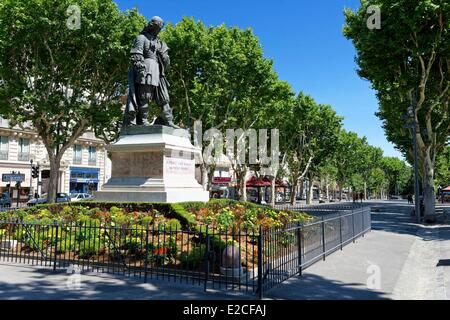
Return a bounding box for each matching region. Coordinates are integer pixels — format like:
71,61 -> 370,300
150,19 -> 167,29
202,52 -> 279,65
70,179 -> 99,183
443,186 -> 450,192
70,167 -> 100,174
246,176 -> 271,187
246,176 -> 291,187
212,177 -> 232,185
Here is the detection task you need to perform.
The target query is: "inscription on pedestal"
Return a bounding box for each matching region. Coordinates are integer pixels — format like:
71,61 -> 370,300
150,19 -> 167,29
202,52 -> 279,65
164,156 -> 195,176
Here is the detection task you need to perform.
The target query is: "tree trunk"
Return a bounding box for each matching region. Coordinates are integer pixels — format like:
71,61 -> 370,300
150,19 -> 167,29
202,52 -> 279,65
235,166 -> 248,202
306,173 -> 314,205
290,176 -> 298,205
207,165 -> 215,192
47,157 -> 60,204
270,177 -> 276,207
318,180 -> 322,201
422,154 -> 436,218
339,183 -> 343,201
299,180 -> 304,199
201,164 -> 209,190
364,181 -> 367,200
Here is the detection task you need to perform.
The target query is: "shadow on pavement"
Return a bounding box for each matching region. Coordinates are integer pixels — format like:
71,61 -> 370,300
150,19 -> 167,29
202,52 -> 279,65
0,263 -> 252,300
265,273 -> 389,300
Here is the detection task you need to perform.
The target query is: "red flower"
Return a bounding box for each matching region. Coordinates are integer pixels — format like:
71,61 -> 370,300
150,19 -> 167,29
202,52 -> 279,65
153,248 -> 167,255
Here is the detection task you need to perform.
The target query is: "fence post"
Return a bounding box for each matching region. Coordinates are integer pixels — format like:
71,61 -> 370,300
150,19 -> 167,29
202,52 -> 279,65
322,216 -> 326,261
204,225 -> 210,292
339,213 -> 343,250
144,223 -> 150,283
352,210 -> 355,243
297,222 -> 302,276
361,208 -> 365,237
257,225 -> 263,300
53,221 -> 59,272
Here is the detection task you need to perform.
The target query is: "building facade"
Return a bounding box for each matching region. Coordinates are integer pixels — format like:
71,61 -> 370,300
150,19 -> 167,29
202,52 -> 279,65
0,117 -> 111,203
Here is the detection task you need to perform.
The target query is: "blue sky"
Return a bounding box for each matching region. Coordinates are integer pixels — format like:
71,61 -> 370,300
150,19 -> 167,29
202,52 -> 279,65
114,0 -> 403,158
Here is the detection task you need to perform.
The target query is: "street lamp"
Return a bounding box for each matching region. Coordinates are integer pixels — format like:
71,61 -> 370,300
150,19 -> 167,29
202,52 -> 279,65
403,93 -> 421,223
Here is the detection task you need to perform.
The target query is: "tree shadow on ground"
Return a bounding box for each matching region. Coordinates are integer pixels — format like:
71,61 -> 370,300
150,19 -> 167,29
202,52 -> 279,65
0,263 -> 253,300
264,273 -> 389,300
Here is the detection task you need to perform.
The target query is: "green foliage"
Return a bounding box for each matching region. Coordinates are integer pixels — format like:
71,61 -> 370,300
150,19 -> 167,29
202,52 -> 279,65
281,92 -> 343,203
381,157 -> 413,194
344,0 -> 449,214
215,207 -> 236,231
164,219 -> 182,231
0,0 -> 146,202
78,238 -> 102,259
180,244 -> 205,267
435,145 -> 450,189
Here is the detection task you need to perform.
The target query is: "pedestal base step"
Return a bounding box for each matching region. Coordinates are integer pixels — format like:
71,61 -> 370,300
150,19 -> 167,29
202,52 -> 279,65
94,189 -> 209,203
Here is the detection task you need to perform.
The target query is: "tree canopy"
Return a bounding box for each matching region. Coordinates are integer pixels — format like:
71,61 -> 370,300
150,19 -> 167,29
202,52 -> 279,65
344,0 -> 450,217
0,0 -> 146,201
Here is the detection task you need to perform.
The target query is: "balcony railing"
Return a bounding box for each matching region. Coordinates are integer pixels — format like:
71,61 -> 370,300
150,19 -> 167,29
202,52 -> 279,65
0,150 -> 8,160
18,152 -> 30,162
73,157 -> 82,165
88,158 -> 97,166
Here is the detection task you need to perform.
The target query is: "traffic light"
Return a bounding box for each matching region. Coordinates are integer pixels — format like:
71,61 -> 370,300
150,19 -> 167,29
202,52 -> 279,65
32,165 -> 40,179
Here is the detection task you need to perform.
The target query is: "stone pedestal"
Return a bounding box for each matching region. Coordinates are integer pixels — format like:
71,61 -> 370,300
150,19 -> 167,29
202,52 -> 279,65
94,125 -> 209,203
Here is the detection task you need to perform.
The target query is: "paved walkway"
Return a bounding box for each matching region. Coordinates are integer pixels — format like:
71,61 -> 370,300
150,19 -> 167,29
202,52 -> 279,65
0,263 -> 253,300
266,201 -> 450,300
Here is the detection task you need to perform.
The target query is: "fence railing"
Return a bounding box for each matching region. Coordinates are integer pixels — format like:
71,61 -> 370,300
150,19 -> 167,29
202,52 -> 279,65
259,206 -> 371,297
0,206 -> 371,298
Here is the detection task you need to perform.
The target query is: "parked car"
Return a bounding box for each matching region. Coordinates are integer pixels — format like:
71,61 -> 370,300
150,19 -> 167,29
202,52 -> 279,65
70,193 -> 94,202
27,193 -> 71,206
0,192 -> 12,208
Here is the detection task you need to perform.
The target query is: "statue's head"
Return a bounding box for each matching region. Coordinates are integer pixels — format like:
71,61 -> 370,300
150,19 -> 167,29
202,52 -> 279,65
146,16 -> 164,36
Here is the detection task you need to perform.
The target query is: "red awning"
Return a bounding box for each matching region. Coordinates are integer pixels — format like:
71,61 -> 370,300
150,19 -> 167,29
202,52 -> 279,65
443,186 -> 450,192
246,176 -> 272,187
212,177 -> 232,185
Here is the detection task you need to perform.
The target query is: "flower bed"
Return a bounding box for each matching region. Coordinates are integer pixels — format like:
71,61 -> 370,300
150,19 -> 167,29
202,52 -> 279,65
0,200 -> 312,277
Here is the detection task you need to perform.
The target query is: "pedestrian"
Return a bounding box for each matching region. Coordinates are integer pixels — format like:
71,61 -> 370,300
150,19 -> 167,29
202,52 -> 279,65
407,194 -> 413,204
34,191 -> 39,199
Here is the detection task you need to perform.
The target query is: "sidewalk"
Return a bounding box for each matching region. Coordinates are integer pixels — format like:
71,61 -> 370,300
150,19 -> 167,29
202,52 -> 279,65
0,262 -> 252,300
265,201 -> 450,300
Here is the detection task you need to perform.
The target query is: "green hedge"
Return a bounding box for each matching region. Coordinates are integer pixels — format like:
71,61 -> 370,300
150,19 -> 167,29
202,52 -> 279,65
6,199 -> 309,231
20,201 -> 197,228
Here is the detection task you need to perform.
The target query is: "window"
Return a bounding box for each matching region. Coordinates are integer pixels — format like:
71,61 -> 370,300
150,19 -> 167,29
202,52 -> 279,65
73,145 -> 82,164
0,136 -> 8,160
18,138 -> 30,161
88,146 -> 96,165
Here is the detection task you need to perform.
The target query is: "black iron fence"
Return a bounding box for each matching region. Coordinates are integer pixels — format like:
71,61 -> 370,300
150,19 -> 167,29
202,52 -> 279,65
259,206 -> 371,297
0,206 -> 371,298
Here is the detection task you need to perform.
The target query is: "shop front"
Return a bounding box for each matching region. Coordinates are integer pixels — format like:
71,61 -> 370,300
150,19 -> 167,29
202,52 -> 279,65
69,167 -> 100,194
210,177 -> 232,199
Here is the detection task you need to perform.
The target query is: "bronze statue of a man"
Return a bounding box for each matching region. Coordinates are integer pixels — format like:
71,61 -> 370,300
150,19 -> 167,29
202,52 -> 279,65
124,16 -> 179,128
